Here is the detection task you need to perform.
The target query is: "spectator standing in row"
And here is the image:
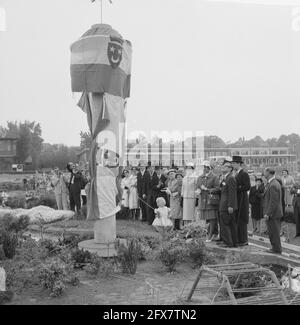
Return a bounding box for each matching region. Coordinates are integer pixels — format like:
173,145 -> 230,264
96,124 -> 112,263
249,177 -> 265,234
128,167 -> 140,220
232,156 -> 251,246
67,162 -> 84,217
165,169 -> 182,230
156,167 -> 169,207
144,165 -> 159,225
121,169 -> 131,218
137,163 -> 148,222
219,161 -> 238,248
263,167 -> 283,254
196,161 -> 220,242
281,169 -> 295,208
181,162 -> 197,225
291,182 -> 300,238
51,167 -> 69,210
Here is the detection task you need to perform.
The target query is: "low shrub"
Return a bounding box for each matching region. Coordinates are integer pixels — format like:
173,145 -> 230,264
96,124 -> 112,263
98,258 -> 119,278
71,248 -> 93,268
2,231 -> 18,259
5,259 -> 39,294
0,182 -> 23,192
115,238 -> 141,275
185,238 -> 206,268
38,259 -> 68,297
58,233 -> 85,248
157,241 -> 184,272
4,197 -> 26,209
0,214 -> 30,233
83,254 -> 102,276
168,223 -> 207,241
16,237 -> 48,265
26,194 -> 57,209
39,238 -> 62,256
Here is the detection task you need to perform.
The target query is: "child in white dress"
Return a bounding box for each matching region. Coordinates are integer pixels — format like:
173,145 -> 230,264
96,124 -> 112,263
152,197 -> 173,240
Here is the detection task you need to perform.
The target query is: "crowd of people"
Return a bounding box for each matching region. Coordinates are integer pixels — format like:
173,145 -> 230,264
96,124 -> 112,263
120,156 -> 300,254
14,156 -> 300,254
22,164 -> 90,217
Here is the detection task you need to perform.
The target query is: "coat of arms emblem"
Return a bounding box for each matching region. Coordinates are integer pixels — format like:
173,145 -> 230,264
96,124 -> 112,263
107,36 -> 123,69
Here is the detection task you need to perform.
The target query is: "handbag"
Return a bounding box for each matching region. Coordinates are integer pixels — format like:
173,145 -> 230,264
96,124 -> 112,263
207,194 -> 220,207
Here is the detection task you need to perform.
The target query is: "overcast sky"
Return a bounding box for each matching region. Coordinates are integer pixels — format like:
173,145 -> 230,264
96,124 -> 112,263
0,0 -> 300,146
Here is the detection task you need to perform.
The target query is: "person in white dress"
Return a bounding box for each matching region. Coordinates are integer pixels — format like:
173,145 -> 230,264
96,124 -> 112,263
128,167 -> 140,220
152,197 -> 173,240
181,162 -> 198,225
121,169 -> 131,218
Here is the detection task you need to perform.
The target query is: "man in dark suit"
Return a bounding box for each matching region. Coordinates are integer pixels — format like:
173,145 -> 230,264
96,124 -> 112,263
291,182 -> 300,238
155,166 -> 169,207
218,162 -> 238,248
137,163 -> 148,222
143,165 -> 159,225
263,167 -> 283,254
232,156 -> 250,246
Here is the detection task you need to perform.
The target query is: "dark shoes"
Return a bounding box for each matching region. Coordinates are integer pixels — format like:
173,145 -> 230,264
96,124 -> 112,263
217,242 -> 236,248
294,234 -> 300,238
266,249 -> 282,255
237,242 -> 249,247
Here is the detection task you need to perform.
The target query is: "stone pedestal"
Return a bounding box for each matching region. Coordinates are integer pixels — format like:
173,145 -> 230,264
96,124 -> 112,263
78,215 -> 117,257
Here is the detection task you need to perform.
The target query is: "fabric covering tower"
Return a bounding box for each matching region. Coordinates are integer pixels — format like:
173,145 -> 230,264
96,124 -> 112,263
70,23 -> 132,256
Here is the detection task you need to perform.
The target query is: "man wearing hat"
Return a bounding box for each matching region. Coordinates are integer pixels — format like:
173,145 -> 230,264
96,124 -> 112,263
232,156 -> 251,246
219,161 -> 238,247
263,167 -> 283,254
137,161 -> 149,222
143,164 -> 160,225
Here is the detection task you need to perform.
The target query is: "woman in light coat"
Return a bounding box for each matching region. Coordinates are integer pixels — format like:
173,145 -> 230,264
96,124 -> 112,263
166,169 -> 182,230
281,170 -> 295,207
51,168 -> 69,210
128,167 -> 140,220
181,163 -> 197,225
121,170 -> 130,208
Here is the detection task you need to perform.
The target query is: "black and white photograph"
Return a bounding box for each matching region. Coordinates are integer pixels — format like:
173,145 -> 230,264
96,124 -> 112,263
1,0 -> 300,308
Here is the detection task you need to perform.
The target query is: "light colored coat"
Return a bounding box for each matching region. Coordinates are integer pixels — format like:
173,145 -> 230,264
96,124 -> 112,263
282,175 -> 295,206
128,175 -> 139,209
167,178 -> 182,220
181,174 -> 197,221
121,177 -> 131,208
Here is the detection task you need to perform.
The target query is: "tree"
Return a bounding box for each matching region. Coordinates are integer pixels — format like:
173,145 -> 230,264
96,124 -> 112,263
80,131 -> 92,149
0,121 -> 44,168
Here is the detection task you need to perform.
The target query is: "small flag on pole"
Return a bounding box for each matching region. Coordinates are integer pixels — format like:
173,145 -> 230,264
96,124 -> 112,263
91,0 -> 112,3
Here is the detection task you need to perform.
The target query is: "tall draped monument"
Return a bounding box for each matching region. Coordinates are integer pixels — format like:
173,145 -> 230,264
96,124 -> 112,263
70,23 -> 132,256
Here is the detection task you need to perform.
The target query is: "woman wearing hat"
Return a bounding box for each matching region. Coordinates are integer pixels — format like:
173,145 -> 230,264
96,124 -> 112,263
128,167 -> 140,220
121,169 -> 131,218
196,161 -> 220,242
165,169 -> 182,230
249,177 -> 265,234
181,162 -> 197,225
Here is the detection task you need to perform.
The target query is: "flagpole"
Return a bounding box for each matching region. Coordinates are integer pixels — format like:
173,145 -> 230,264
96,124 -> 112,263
100,0 -> 102,23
